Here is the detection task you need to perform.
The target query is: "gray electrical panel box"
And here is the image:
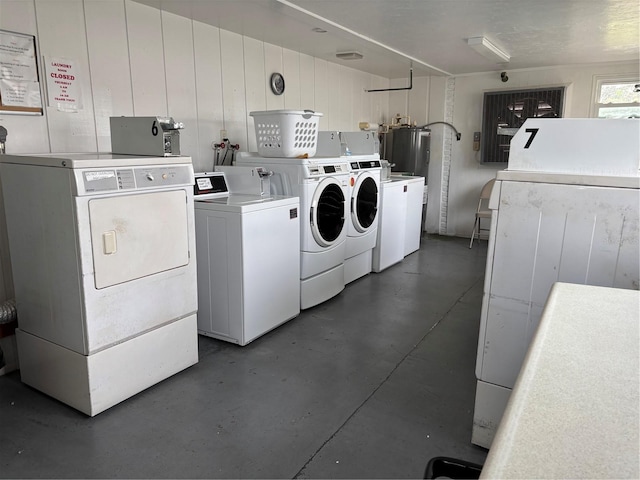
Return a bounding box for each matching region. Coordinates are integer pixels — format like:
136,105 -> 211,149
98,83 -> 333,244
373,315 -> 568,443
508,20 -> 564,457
110,116 -> 183,156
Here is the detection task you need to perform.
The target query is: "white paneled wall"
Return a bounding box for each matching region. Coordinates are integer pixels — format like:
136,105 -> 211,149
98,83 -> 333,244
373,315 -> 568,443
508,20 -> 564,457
84,0 -> 134,152
192,21 -> 223,170
219,29 -> 248,153
0,0 -> 390,166
0,0 -> 391,301
35,0 -> 97,152
243,36 -> 267,155
126,1 -> 167,117
162,11 -> 199,162
283,49 -> 301,110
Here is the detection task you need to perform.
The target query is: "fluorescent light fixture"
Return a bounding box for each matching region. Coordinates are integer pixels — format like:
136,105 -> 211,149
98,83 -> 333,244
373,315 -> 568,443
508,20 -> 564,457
467,36 -> 510,63
336,51 -> 363,60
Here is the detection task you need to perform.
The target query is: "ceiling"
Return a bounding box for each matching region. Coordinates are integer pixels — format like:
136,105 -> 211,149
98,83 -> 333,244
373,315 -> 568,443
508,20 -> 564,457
134,0 -> 640,78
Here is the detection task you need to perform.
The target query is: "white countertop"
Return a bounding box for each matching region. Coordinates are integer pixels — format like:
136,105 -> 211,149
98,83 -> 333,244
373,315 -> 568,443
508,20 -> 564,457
480,282 -> 640,479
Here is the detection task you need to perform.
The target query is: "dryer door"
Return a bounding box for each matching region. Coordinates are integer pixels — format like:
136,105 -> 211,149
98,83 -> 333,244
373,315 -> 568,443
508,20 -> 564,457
351,173 -> 379,233
89,190 -> 190,289
310,177 -> 345,247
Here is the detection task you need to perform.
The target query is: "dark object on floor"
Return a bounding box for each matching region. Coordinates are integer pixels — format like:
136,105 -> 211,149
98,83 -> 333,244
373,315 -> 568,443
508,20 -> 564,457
424,456 -> 483,479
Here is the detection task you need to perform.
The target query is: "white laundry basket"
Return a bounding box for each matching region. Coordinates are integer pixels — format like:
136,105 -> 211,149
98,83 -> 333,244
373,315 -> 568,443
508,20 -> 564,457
250,110 -> 323,157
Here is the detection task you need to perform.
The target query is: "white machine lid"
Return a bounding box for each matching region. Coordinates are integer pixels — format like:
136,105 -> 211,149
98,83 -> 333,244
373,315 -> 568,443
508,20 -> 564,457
194,193 -> 298,213
0,152 -> 193,168
390,174 -> 424,184
382,177 -> 409,187
496,170 -> 640,189
238,151 -> 354,166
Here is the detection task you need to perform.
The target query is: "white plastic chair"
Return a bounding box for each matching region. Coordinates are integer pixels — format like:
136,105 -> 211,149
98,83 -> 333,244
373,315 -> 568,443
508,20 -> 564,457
469,178 -> 495,248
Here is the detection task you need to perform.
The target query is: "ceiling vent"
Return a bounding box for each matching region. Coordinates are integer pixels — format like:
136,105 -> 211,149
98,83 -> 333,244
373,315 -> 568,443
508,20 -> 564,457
336,51 -> 363,60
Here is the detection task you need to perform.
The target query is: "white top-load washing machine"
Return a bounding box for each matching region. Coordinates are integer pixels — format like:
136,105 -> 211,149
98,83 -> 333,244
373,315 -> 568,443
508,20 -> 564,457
372,177 -> 409,272
390,174 -> 425,256
237,152 -> 350,309
192,171 -> 300,345
344,155 -> 381,283
0,153 -> 198,416
472,118 -> 640,449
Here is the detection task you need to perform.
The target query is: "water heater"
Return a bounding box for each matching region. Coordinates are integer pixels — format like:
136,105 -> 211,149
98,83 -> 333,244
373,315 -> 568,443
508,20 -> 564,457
382,126 -> 430,179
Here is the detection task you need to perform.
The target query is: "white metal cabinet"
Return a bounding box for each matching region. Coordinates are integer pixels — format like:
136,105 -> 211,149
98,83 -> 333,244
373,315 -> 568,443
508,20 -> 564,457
478,179 -> 639,389
392,175 -> 425,256
372,178 -> 408,272
473,118 -> 640,448
473,173 -> 640,448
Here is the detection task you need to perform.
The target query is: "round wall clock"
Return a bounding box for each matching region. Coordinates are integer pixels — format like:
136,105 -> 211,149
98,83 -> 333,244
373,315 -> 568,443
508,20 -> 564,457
270,73 -> 285,95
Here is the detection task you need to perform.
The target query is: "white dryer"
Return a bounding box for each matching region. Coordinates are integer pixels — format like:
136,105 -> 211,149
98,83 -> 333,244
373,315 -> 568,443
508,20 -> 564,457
237,152 -> 350,309
0,153 -> 198,416
193,172 -> 300,346
344,155 -> 381,283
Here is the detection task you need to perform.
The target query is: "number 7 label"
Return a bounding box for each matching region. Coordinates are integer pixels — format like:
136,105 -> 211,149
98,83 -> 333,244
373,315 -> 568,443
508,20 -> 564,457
524,128 -> 539,148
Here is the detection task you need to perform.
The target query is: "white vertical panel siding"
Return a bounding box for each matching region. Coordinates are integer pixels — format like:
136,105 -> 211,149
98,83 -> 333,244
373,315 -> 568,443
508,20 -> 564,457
352,69 -> 368,130
0,1 -> 38,302
219,30 -> 247,149
0,0 -> 49,154
339,66 -> 352,130
408,76 -> 429,126
84,0 -> 133,152
282,48 -> 300,110
193,21 -> 223,173
125,0 -> 167,116
326,62 -> 341,130
35,0 -> 97,152
299,53 -> 315,111
314,58 -> 329,130
369,75 -> 390,123
161,11 -> 198,162
0,1 -> 49,154
388,77 -> 409,122
264,43 -> 284,111
243,36 -> 267,153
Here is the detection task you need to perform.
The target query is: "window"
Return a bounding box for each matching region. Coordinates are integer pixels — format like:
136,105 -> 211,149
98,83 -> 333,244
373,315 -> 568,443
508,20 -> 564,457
592,76 -> 640,119
481,87 -> 565,164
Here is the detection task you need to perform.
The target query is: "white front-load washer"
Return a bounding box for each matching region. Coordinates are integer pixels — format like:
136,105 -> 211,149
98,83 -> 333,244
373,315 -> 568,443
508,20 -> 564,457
193,172 -> 300,346
237,153 -> 350,309
344,155 -> 381,283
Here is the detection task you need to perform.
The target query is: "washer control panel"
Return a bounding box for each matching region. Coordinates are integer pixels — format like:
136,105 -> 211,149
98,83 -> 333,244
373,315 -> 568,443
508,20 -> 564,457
307,163 -> 349,176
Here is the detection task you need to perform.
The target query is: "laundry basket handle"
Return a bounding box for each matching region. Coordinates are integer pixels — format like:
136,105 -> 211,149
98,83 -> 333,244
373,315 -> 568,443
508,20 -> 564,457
302,110 -> 315,119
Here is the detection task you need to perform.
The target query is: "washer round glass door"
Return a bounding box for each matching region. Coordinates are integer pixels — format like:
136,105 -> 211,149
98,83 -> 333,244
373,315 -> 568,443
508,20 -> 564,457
352,174 -> 378,233
310,177 -> 345,247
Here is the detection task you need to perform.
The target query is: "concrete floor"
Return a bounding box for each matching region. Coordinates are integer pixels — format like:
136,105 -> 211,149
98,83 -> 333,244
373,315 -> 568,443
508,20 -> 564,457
0,235 -> 489,479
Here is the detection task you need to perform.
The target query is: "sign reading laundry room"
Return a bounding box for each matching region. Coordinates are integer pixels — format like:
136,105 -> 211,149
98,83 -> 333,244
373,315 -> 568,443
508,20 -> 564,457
45,56 -> 83,112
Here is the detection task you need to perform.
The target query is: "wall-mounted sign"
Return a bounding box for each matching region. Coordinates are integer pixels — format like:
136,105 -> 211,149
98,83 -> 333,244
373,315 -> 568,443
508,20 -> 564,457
45,57 -> 83,112
0,29 -> 43,115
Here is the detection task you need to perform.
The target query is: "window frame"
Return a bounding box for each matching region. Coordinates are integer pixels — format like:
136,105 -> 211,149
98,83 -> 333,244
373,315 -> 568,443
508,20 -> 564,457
590,73 -> 640,118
